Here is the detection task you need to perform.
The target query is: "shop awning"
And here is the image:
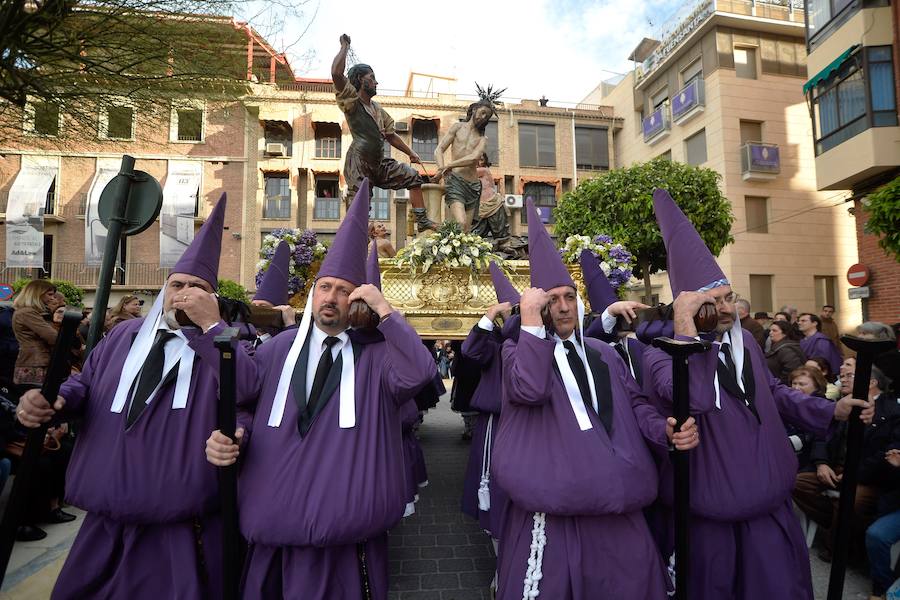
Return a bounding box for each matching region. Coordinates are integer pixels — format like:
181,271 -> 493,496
803,44 -> 859,95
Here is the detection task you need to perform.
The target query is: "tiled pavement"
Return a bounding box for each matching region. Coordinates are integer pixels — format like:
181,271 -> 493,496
388,396 -> 496,600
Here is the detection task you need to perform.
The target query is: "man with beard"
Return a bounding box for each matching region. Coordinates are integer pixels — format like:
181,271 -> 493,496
332,34 -> 437,232
17,195 -> 257,599
643,189 -> 873,600
435,100 -> 494,231
205,179 -> 435,599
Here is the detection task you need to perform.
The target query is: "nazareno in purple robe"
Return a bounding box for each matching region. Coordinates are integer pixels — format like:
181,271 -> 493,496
491,330 -> 671,600
643,329 -> 837,600
51,317 -> 257,600
400,398 -> 427,516
460,322 -> 511,539
800,330 -> 843,375
237,312 -> 435,600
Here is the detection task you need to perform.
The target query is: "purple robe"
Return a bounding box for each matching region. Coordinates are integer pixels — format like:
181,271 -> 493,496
800,330 -> 843,375
491,331 -> 671,599
400,399 -> 427,510
237,312 -> 434,600
643,329 -> 837,599
460,324 -> 510,538
52,318 -> 257,600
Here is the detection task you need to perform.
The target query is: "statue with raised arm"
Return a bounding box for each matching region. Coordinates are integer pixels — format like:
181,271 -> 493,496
434,100 -> 495,231
331,34 -> 437,232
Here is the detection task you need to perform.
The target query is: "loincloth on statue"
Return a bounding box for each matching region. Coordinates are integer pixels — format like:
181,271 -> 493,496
443,172 -> 481,211
477,191 -> 503,219
343,150 -> 424,203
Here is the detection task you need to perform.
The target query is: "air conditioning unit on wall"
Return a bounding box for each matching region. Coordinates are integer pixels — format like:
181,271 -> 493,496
265,143 -> 285,156
395,121 -> 409,132
504,194 -> 523,208
394,189 -> 409,200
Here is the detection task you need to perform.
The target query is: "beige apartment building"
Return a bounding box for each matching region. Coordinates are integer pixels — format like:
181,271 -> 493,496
584,0 -> 861,331
802,0 -> 899,324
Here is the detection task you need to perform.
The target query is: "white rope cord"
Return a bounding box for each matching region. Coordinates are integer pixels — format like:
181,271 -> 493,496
478,414 -> 494,511
522,512 -> 546,599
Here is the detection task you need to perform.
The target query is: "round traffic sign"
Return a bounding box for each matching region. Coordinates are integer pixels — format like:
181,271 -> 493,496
0,283 -> 13,301
98,170 -> 163,237
847,263 -> 870,287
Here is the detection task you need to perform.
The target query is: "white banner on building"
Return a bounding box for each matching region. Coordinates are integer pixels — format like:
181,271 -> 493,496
85,158 -> 121,265
160,161 -> 201,268
5,156 -> 58,268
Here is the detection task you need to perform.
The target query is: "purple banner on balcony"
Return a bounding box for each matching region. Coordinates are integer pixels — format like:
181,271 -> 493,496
750,144 -> 780,170
672,82 -> 699,119
642,107 -> 666,140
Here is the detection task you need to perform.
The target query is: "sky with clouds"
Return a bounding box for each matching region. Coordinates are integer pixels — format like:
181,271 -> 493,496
259,0 -> 689,105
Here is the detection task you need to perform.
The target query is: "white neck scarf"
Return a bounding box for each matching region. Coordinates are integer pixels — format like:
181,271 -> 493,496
110,290 -> 196,414
551,295 -> 599,431
268,292 -> 356,429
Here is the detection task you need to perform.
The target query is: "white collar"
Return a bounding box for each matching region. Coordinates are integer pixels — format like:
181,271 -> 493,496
309,323 -> 349,351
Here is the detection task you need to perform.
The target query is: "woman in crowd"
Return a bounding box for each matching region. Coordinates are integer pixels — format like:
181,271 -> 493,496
788,366 -> 829,472
806,356 -> 841,400
765,320 -> 807,384
105,294 -> 142,332
11,281 -> 62,386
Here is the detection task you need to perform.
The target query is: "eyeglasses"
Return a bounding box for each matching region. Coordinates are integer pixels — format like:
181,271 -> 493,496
710,292 -> 738,307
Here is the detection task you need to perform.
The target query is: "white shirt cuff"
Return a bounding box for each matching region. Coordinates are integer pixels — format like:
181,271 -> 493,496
521,325 -> 546,339
477,316 -> 495,331
601,309 -> 616,334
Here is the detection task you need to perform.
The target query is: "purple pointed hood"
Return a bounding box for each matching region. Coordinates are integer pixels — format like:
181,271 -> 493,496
489,261 -> 519,305
653,188 -> 728,295
317,178 -> 370,286
254,241 -> 290,305
366,242 -> 381,290
579,249 -> 618,313
527,198 -> 574,290
170,192 -> 226,289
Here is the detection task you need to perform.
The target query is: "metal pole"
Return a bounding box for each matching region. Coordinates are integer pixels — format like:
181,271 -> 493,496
0,311 -> 81,586
651,336 -> 711,600
827,335 -> 896,600
214,328 -> 242,600
84,155 -> 135,357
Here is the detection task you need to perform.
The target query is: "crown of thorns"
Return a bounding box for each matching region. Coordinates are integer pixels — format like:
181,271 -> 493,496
475,83 -> 506,107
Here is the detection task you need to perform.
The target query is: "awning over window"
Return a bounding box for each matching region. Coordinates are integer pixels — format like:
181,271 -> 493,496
803,45 -> 860,95
5,156 -> 58,268
160,161 -> 202,267
85,158 -> 120,265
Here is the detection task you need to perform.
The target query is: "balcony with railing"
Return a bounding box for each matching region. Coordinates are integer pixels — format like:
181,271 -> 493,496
0,262 -> 170,288
740,142 -> 781,181
671,79 -> 706,124
635,0 -> 805,85
643,105 -> 672,145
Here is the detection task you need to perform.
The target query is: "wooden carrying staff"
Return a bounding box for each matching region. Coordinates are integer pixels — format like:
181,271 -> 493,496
0,310 -> 82,587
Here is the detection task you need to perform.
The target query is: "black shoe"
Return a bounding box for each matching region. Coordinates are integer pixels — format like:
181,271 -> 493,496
16,525 -> 47,542
44,508 -> 77,524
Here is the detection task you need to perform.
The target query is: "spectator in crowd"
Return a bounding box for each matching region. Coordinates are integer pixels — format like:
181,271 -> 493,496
774,311 -> 792,323
368,221 -> 396,258
0,303 -> 19,388
754,311 -> 772,330
793,363 -> 885,561
864,443 -> 900,600
779,305 -> 799,323
105,295 -> 143,333
736,298 -> 765,348
819,304 -> 842,350
789,366 -> 829,471
857,321 -> 900,388
765,320 -> 807,384
806,356 -> 841,400
11,281 -> 60,386
434,340 -> 449,378
798,312 -> 843,375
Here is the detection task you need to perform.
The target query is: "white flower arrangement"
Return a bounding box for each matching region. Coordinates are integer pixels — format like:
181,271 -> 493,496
395,221 -> 503,276
558,233 -> 634,290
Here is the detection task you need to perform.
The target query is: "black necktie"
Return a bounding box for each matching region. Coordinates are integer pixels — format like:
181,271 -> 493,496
564,340 -> 598,415
298,336 -> 340,435
721,342 -> 739,384
127,331 -> 175,428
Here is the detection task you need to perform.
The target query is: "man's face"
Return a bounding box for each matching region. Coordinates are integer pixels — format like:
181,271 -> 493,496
251,299 -> 273,308
707,285 -> 736,334
839,357 -> 856,394
360,71 -> 377,97
164,274 -> 214,312
798,315 -> 814,334
548,285 -> 578,339
311,276 -> 354,331
473,106 -> 492,129
821,306 -> 835,319
374,223 -> 387,238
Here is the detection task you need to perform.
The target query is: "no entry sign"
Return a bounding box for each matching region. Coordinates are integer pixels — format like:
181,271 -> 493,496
847,264 -> 870,287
